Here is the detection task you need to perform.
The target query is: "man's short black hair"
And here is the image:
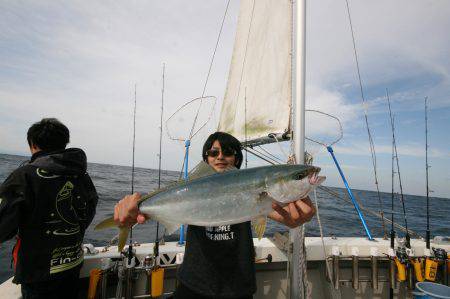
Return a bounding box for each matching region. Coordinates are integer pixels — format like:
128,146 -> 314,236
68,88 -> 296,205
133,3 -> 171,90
27,118 -> 70,152
202,132 -> 243,169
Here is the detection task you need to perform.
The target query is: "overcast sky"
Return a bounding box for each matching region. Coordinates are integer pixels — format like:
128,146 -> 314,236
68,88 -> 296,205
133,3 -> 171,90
1,0 -> 449,198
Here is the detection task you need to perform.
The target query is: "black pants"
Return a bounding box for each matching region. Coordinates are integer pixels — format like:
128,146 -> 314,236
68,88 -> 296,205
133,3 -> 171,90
21,272 -> 80,299
173,282 -> 253,299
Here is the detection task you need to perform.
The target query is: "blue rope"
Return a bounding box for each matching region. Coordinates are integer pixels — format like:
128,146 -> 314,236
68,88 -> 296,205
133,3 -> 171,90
327,146 -> 373,240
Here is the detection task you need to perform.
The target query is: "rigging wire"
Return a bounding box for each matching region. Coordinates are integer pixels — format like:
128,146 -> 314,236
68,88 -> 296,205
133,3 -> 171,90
243,147 -> 277,165
344,0 -> 387,239
188,0 -> 231,140
269,133 -> 290,161
255,145 -> 285,164
386,89 -> 410,244
312,189 -> 333,281
250,146 -> 283,164
235,0 -> 256,113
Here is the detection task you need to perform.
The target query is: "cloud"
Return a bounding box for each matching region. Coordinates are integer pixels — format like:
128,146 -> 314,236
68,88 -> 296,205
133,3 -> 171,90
307,0 -> 450,110
331,141 -> 449,159
0,1 -> 449,197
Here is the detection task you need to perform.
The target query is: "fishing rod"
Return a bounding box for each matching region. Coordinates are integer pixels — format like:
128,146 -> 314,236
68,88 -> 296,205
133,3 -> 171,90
318,186 -> 423,239
327,146 -> 374,240
389,109 -> 396,299
154,64 -> 165,260
425,97 -> 430,250
386,89 -> 397,299
386,89 -> 411,247
422,97 -> 444,284
128,84 -> 138,262
244,87 -> 248,169
344,0 -> 385,240
386,89 -> 417,291
121,83 -> 139,299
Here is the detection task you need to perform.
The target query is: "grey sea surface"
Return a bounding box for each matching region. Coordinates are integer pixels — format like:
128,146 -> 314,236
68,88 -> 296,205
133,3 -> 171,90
0,153 -> 449,284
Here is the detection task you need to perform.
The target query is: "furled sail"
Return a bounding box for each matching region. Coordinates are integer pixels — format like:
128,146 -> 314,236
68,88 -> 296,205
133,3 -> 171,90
218,0 -> 292,145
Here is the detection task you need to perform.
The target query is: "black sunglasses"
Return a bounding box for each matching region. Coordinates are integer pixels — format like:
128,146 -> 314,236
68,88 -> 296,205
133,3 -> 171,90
206,148 -> 236,158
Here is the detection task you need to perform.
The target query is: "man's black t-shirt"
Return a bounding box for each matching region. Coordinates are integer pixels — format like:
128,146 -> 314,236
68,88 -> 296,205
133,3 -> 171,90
177,222 -> 256,298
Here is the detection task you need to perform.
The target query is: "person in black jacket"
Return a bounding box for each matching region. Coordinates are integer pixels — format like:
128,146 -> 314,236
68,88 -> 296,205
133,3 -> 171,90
0,118 -> 98,299
114,132 -> 315,299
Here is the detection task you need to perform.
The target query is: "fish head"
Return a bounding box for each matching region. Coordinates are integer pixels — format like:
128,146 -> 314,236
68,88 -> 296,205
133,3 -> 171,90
265,164 -> 325,204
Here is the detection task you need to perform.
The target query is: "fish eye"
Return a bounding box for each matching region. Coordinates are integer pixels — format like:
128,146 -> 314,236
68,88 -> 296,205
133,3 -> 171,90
293,173 -> 305,180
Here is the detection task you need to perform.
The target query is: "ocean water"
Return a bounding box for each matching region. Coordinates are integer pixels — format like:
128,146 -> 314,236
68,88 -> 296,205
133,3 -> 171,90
0,153 -> 449,284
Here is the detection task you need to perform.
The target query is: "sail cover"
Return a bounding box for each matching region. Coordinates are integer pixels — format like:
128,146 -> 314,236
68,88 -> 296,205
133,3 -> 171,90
218,0 -> 292,144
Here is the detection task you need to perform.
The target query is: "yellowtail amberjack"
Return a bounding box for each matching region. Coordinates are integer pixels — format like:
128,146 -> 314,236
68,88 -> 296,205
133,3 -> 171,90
95,163 -> 325,251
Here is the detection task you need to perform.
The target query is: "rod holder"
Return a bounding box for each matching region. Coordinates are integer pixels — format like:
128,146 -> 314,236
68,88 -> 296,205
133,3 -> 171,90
352,255 -> 359,290
370,247 -> 379,290
125,267 -> 134,299
333,255 -> 340,290
371,256 -> 379,290
101,271 -> 108,299
351,247 -> 359,290
332,246 -> 340,290
389,259 -> 397,290
407,264 -> 414,289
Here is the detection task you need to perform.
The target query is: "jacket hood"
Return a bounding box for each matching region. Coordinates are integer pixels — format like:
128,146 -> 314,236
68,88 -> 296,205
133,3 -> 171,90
29,148 -> 87,175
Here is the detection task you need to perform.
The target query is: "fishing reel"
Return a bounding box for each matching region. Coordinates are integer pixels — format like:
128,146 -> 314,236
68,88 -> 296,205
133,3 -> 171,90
425,248 -> 448,283
425,248 -> 440,281
395,245 -> 408,282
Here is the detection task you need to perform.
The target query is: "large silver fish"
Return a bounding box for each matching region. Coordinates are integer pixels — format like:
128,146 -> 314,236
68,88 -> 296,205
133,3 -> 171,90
95,163 -> 325,251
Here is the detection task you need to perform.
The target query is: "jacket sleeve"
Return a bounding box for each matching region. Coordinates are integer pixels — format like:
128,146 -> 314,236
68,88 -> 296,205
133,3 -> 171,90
81,173 -> 98,230
0,171 -> 26,243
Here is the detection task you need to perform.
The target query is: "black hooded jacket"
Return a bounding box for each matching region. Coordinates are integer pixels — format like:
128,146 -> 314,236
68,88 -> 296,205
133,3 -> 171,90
0,148 -> 98,283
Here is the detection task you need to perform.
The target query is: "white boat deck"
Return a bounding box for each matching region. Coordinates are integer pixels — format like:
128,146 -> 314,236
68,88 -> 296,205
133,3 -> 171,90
1,236 -> 448,298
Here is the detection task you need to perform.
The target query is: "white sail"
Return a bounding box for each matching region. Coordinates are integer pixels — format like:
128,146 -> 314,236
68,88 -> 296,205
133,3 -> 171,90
218,0 -> 292,144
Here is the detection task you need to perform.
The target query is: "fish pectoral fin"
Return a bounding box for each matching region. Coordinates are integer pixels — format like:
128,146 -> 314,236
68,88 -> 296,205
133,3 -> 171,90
252,216 -> 267,240
95,216 -> 116,230
118,227 -> 130,252
159,220 -> 181,235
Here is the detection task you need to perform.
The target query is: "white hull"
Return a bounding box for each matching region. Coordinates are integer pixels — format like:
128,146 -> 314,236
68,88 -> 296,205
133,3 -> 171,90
2,236 -> 449,298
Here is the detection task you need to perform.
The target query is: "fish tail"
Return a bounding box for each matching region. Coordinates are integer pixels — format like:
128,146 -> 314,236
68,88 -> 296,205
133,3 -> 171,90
94,216 -> 116,230
118,227 -> 130,252
94,217 -> 133,252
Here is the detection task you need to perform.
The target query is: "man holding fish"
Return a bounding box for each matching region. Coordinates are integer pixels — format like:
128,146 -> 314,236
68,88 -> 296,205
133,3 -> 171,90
111,132 -> 321,299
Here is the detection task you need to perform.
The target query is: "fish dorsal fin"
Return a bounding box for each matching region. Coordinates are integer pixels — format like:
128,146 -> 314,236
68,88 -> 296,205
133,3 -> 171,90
252,215 -> 267,240
138,188 -> 166,204
223,164 -> 238,172
187,161 -> 217,180
137,162 -> 218,206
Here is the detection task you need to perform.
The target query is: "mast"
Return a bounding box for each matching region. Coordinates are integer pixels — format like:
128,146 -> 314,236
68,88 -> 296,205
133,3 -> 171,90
293,0 -> 306,163
291,0 -> 307,298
